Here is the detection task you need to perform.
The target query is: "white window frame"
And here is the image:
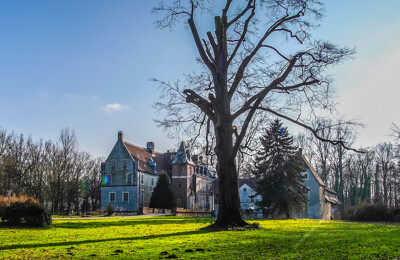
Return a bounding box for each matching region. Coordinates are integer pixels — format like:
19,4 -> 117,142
109,192 -> 116,203
122,192 -> 129,203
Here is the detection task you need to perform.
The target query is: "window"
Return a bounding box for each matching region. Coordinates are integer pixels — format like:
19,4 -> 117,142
123,159 -> 127,169
140,174 -> 144,184
304,173 -> 309,180
122,192 -> 129,203
109,192 -> 116,203
177,197 -> 182,207
178,181 -> 181,189
140,189 -> 144,203
126,173 -> 133,184
243,188 -> 247,192
111,160 -> 116,169
151,177 -> 154,186
104,174 -> 112,185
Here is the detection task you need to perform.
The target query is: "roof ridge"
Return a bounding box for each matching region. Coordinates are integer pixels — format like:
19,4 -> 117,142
123,140 -> 163,155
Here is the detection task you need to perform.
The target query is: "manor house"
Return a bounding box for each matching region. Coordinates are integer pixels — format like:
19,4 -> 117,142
100,132 -> 215,213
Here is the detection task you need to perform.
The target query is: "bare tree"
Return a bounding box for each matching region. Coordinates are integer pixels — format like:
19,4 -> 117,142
153,0 -> 355,227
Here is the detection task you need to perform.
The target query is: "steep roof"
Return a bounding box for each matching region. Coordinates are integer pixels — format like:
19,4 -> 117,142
172,142 -> 195,165
301,154 -> 325,187
123,141 -> 172,174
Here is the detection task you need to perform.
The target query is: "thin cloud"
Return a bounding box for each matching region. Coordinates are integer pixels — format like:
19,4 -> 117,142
100,103 -> 130,114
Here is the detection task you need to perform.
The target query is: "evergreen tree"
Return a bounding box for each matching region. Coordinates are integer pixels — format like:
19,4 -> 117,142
253,119 -> 308,218
149,174 -> 176,210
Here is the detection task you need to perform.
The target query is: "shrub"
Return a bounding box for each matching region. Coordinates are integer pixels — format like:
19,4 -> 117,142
353,204 -> 388,221
343,203 -> 400,222
1,201 -> 52,227
388,208 -> 400,222
0,194 -> 38,207
106,204 -> 115,216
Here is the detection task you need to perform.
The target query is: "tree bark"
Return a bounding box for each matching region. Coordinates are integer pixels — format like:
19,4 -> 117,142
212,114 -> 247,227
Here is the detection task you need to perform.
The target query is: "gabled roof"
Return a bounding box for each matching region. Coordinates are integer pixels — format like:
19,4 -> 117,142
301,154 -> 325,187
239,179 -> 258,191
123,141 -> 172,174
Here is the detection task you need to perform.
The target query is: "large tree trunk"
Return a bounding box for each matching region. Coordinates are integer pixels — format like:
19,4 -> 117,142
212,113 -> 247,228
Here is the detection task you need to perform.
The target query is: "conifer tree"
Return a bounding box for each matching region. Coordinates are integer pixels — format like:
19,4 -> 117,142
149,174 -> 176,210
253,119 -> 308,218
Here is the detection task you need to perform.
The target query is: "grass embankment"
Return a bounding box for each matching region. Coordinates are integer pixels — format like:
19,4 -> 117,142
0,217 -> 399,259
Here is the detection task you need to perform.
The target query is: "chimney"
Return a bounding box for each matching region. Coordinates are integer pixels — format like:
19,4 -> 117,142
147,142 -> 155,153
118,131 -> 123,141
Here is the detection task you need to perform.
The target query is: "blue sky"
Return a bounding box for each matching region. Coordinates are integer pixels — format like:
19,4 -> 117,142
0,0 -> 399,157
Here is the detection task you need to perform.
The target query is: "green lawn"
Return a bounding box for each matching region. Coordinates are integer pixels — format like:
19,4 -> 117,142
0,217 -> 399,259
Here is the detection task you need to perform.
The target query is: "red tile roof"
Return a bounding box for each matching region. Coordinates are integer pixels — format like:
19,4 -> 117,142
123,141 -> 172,174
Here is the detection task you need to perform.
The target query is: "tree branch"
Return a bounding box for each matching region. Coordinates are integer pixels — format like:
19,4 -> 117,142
232,52 -> 305,120
228,9 -> 305,99
227,4 -> 256,66
256,106 -> 365,153
188,18 -> 215,74
183,89 -> 216,122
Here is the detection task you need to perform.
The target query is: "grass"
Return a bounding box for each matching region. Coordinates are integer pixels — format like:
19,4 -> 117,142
0,217 -> 399,259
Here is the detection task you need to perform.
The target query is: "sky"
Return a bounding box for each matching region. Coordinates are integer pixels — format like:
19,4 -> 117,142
0,0 -> 399,157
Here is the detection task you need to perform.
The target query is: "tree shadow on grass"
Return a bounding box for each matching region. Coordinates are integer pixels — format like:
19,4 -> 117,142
53,217 -> 213,229
0,228 -> 217,251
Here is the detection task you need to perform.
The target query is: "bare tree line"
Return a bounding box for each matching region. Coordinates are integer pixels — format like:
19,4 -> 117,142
0,127 -> 102,214
296,120 -> 400,208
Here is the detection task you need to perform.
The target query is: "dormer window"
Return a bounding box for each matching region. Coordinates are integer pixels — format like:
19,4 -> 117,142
149,158 -> 157,173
